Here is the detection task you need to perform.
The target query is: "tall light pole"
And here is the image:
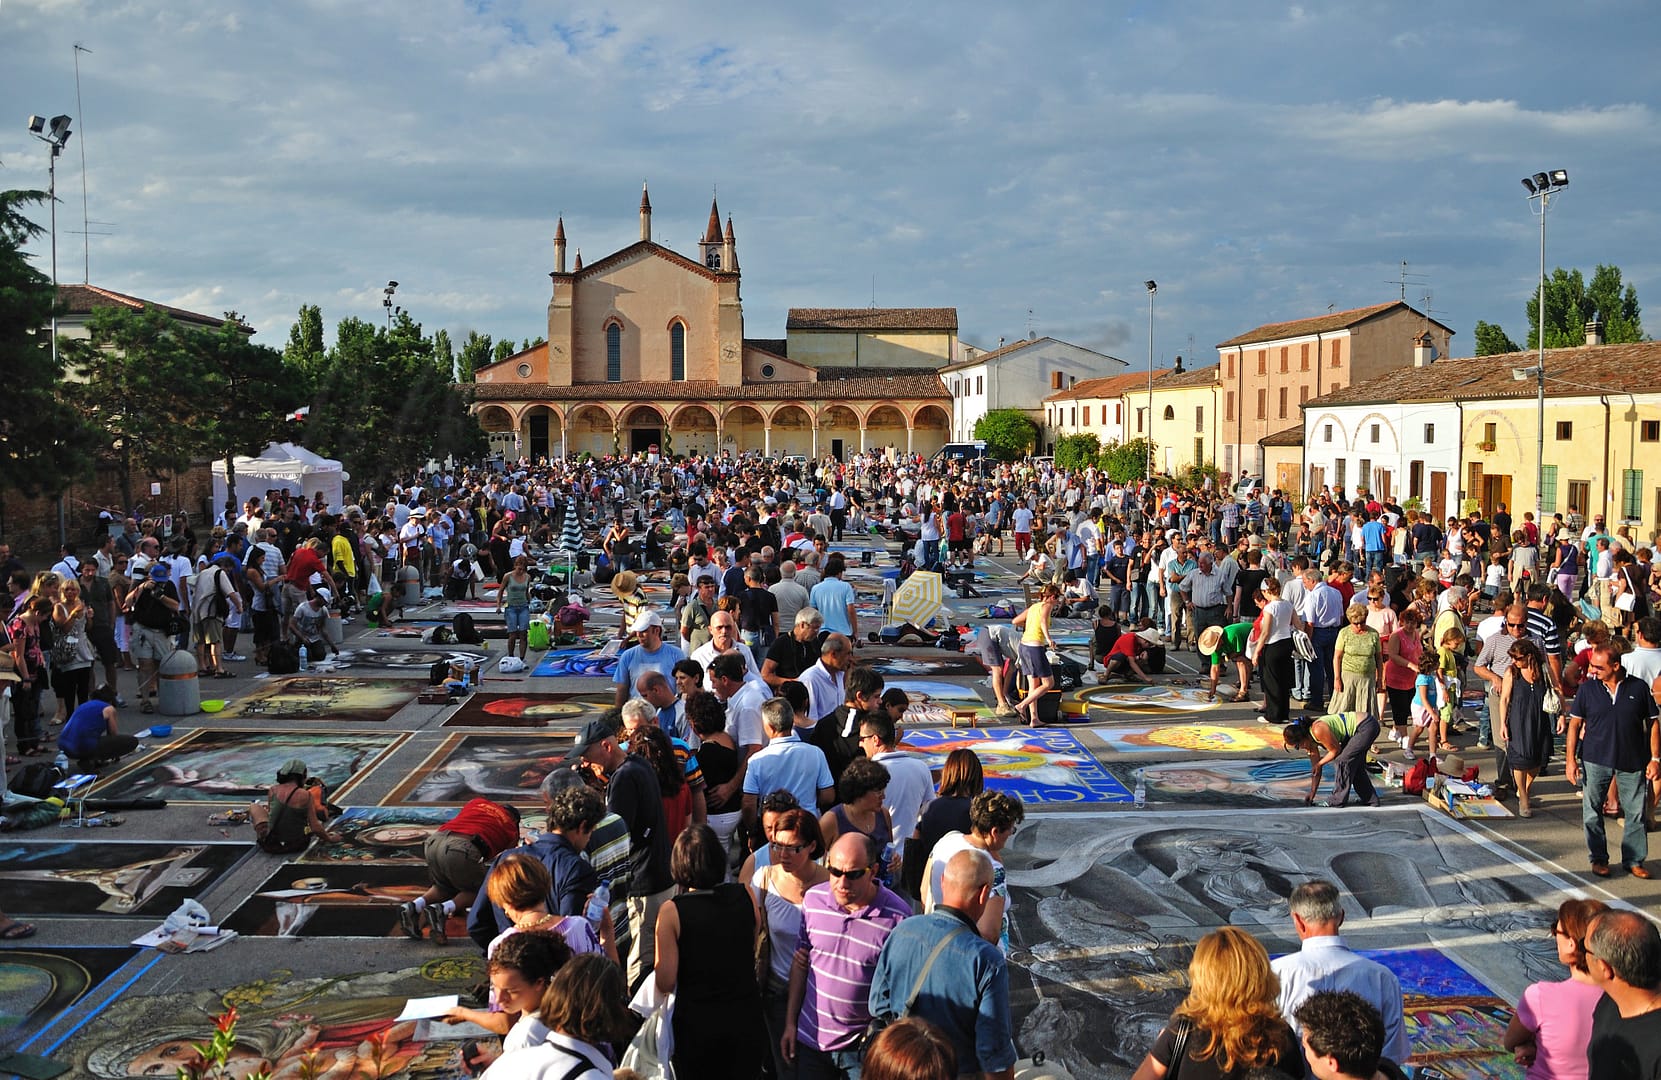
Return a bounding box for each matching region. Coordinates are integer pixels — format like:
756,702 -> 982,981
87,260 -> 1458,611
28,114 -> 72,545
383,280 -> 399,326
1521,169 -> 1568,526
1144,280 -> 1157,484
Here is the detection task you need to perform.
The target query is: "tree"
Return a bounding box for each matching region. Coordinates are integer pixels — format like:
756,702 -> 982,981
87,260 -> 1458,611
1477,264 -> 1648,354
60,306 -> 220,512
200,321 -> 299,513
492,339 -> 516,365
283,303 -> 327,396
456,331 -> 492,383
433,328 -> 455,378
1473,320 -> 1519,356
521,335 -> 547,351
1053,432 -> 1100,471
973,409 -> 1036,459
0,190 -> 99,501
1099,438 -> 1155,483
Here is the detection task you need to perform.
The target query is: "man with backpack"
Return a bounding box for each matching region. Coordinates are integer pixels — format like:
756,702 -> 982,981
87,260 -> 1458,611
126,563 -> 182,715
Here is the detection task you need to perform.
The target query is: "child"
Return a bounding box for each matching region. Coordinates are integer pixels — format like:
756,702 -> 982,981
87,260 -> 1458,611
1482,551 -> 1507,602
444,928 -> 573,1046
1437,626 -> 1465,739
1402,650 -> 1447,756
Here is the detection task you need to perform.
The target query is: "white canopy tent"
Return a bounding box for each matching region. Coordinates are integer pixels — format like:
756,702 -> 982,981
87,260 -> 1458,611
212,443 -> 350,515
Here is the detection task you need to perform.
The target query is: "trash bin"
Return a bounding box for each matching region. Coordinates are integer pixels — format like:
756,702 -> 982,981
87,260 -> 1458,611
398,565 -> 422,607
157,649 -> 201,717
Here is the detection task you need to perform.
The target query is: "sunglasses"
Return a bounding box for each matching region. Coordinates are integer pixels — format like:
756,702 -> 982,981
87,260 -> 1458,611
772,841 -> 809,856
826,865 -> 871,881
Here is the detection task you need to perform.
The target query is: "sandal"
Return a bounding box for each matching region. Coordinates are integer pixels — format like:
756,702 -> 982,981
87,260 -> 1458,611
4,755 -> 19,767
141,700 -> 155,714
0,921 -> 37,940
214,671 -> 236,679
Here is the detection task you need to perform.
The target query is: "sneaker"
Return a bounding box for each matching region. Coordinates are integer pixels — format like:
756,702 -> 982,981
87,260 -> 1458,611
223,653 -> 247,662
398,902 -> 424,941
115,695 -> 128,708
425,904 -> 448,946
1476,740 -> 1493,750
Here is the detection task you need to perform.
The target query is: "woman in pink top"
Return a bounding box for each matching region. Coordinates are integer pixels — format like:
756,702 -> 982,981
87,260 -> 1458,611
1503,897 -> 1610,1079
1381,606 -> 1423,751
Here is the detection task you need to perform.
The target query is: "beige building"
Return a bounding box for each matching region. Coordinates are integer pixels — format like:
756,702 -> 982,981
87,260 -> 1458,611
1043,362 -> 1223,475
473,188 -> 951,461
1216,301 -> 1454,479
1042,370 -> 1159,454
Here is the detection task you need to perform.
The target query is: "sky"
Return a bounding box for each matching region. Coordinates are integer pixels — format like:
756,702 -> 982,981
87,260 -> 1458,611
3,0 -> 1658,372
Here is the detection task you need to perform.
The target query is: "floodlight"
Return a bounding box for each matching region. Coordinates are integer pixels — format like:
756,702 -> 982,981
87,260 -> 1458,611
1521,177 -> 1537,194
1548,169 -> 1568,186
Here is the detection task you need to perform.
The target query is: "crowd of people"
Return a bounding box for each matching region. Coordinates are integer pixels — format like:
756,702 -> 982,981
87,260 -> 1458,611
7,448 -> 1661,1077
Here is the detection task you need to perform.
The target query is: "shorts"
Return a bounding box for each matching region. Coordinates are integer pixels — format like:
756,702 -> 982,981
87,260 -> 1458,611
131,624 -> 174,663
503,604 -> 531,633
1019,643 -> 1052,679
195,616 -> 225,645
948,538 -> 970,554
424,830 -> 488,897
985,525 -> 1003,538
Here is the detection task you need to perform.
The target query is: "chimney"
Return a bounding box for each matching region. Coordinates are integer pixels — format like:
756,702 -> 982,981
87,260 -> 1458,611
1586,320 -> 1605,346
1412,331 -> 1437,367
1173,354 -> 1184,374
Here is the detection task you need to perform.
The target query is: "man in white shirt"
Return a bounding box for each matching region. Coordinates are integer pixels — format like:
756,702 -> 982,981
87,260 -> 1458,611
860,711 -> 933,846
799,634 -> 853,735
690,611 -> 762,691
709,651 -> 769,804
1272,880 -> 1410,1065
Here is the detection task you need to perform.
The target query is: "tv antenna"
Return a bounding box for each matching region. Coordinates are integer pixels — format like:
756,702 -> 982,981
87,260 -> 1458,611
73,43 -> 94,282
1387,259 -> 1429,302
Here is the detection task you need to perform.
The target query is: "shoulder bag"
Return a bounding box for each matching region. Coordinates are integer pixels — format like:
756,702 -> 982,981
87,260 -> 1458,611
753,872 -> 773,994
1166,1014 -> 1193,1078
865,924 -> 967,1047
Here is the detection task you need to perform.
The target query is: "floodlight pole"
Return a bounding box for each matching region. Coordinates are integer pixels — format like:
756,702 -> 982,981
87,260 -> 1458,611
1524,171 -> 1567,527
1145,280 -> 1157,484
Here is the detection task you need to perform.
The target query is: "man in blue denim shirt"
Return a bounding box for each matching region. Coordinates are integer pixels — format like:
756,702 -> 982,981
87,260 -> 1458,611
868,849 -> 1017,1079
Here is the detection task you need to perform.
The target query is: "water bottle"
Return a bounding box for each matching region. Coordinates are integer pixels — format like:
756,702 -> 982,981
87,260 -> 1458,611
54,750 -> 69,774
1133,771 -> 1147,809
585,881 -> 611,927
299,646 -> 309,672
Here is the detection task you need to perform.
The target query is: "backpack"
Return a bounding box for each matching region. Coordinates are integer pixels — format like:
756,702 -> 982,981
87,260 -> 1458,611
266,642 -> 300,675
11,762 -> 64,799
452,612 -> 483,645
1142,644 -> 1168,675
1403,756 -> 1435,796
526,619 -> 551,651
211,568 -> 231,619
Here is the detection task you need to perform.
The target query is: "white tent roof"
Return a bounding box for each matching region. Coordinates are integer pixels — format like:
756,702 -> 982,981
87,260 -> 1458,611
213,443 -> 350,513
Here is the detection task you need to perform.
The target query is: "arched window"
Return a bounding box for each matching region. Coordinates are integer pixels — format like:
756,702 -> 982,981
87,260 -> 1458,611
670,322 -> 686,381
1162,405 -> 1175,421
606,322 -> 621,382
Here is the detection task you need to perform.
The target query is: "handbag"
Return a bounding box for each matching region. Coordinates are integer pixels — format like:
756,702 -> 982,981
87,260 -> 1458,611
620,998 -> 676,1080
865,924 -> 967,1046
1542,683 -> 1563,715
1292,628 -> 1316,662
753,872 -> 773,994
1616,590 -> 1637,613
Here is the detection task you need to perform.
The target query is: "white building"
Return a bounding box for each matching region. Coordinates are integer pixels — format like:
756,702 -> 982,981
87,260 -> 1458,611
1301,337 -> 1461,518
940,336 -> 1125,442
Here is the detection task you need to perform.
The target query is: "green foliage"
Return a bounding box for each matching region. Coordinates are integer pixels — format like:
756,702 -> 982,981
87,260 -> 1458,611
457,330 -> 492,383
521,335 -> 547,351
176,1006 -> 275,1079
492,339 -> 516,365
282,303 -> 326,397
1524,264 -> 1644,350
299,313 -> 484,490
61,306 -> 224,511
1098,438 -> 1155,483
973,409 -> 1036,459
201,321 -> 300,508
0,189 -> 99,499
433,328 -> 454,377
1053,432 -> 1101,471
1174,461 -> 1224,490
1473,320 -> 1519,356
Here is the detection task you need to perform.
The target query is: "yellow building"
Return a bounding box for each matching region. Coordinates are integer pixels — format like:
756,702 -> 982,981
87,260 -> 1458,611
473,188 -> 951,461
1141,363 -> 1225,476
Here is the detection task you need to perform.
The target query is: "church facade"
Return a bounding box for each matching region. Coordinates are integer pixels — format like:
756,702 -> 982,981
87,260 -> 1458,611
472,187 -> 953,462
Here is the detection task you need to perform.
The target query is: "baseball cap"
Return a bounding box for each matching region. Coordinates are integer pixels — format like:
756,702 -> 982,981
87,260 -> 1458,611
315,588 -> 333,604
277,759 -> 308,781
630,611 -> 664,633
563,717 -> 616,761
149,563 -> 171,581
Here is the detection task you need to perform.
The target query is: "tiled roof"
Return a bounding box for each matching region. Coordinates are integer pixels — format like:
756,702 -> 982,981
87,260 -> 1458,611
57,284 -> 240,331
1043,370 -> 1153,403
1302,341 -> 1661,409
744,338 -> 789,358
1260,425 -> 1304,447
1153,363 -> 1222,389
786,308 -> 958,332
473,371 -> 949,403
942,336 -> 1053,372
1216,301 -> 1452,348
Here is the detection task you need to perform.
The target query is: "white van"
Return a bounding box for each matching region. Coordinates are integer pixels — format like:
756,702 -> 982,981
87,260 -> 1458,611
1233,476 -> 1264,504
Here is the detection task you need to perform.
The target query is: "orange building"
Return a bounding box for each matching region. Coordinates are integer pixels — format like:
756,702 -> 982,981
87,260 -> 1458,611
473,187 -> 952,461
1215,301 -> 1453,479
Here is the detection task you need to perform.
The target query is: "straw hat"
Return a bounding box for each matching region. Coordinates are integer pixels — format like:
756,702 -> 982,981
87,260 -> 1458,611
1198,625 -> 1224,655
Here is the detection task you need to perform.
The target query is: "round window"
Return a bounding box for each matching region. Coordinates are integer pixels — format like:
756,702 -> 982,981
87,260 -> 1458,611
517,363 -> 532,378
761,364 -> 775,379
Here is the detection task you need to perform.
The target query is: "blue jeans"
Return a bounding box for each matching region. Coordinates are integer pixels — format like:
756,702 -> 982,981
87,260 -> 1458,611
1580,761 -> 1649,869
1365,550 -> 1386,575
1142,581 -> 1164,630
1293,656 -> 1310,701
1308,625 -> 1341,711
796,1044 -> 863,1080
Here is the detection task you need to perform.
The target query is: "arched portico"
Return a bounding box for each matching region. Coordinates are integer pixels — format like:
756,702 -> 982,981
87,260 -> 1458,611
819,404 -> 862,462
866,403 -> 908,457
618,403 -> 668,458
568,403 -> 614,458
669,403 -> 719,459
769,403 -> 814,458
722,404 -> 767,456
911,403 -> 950,459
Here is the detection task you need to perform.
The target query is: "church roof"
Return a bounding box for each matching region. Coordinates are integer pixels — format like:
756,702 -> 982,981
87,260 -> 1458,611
1216,300 -> 1452,348
702,199 -> 722,244
786,308 -> 958,332
559,240 -> 731,284
744,338 -> 789,358
472,370 -> 949,403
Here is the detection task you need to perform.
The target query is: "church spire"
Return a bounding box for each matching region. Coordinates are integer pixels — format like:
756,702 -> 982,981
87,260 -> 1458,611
573,248 -> 583,272
553,216 -> 567,274
703,198 -> 722,244
638,182 -> 652,241
723,214 -> 737,273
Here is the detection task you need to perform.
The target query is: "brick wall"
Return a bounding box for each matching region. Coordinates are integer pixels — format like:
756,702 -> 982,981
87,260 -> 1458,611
1,460 -> 216,561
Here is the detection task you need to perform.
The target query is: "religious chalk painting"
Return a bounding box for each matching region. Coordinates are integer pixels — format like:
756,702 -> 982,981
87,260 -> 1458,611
897,727 -> 1131,803
530,648 -> 618,678
443,692 -> 614,729
93,730 -> 402,804
0,947 -> 140,1054
222,864 -> 462,939
298,807 -> 460,864
999,807 -> 1570,1079
56,961 -> 499,1077
0,841 -> 252,916
1087,725 -> 1283,755
219,677 -> 419,723
386,733 -> 575,806
1120,758 -> 1339,806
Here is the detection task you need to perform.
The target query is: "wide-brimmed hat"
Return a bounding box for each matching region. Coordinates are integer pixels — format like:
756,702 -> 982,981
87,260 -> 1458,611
1198,625 -> 1225,655
1436,753 -> 1469,779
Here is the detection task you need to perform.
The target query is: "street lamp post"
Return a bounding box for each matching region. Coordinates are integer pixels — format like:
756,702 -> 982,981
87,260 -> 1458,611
383,280 -> 399,326
28,114 -> 72,545
1145,280 -> 1157,484
1521,169 -> 1568,527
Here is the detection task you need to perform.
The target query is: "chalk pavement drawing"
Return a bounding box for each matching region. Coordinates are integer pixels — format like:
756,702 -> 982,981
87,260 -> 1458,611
898,728 -> 1131,804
